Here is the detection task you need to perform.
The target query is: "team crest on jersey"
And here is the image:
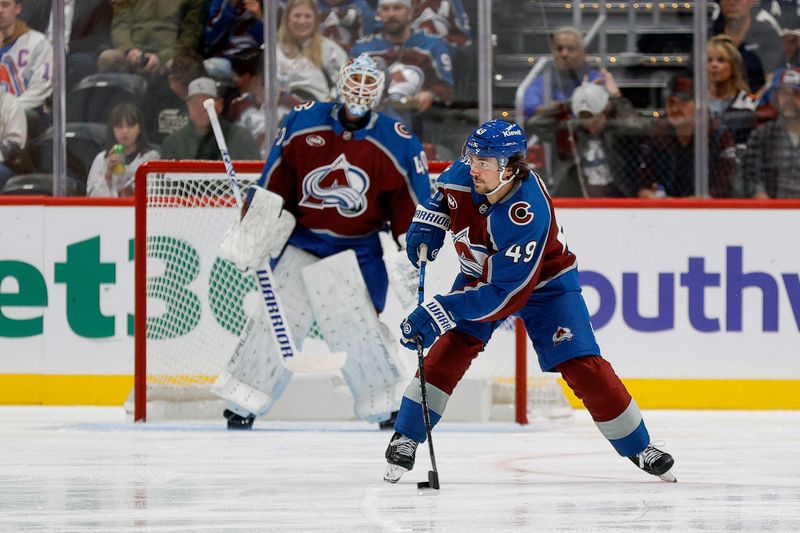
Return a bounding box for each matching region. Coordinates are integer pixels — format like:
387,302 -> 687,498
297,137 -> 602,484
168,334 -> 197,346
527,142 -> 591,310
293,100 -> 315,111
478,203 -> 488,214
447,193 -> 458,209
394,122 -> 413,139
299,153 -> 369,217
305,134 -> 326,147
509,201 -> 533,226
452,227 -> 488,278
552,326 -> 574,346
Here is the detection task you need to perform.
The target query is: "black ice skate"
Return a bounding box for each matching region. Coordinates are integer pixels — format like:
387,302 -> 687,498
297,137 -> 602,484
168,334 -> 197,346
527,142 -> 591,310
224,409 -> 255,430
628,444 -> 676,482
383,432 -> 418,483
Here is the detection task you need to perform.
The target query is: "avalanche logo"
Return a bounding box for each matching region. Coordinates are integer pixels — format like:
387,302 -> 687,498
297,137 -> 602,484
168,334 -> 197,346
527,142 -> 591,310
552,326 -> 574,346
509,201 -> 533,226
299,154 -> 369,217
447,193 -> 458,209
478,203 -> 488,214
452,227 -> 488,278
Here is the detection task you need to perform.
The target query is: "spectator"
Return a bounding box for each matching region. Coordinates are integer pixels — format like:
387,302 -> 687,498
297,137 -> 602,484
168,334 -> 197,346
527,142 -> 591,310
0,0 -> 53,113
279,0 -> 377,53
534,79 -> 645,198
0,88 -> 27,189
21,0 -> 113,90
764,0 -> 800,65
711,0 -> 785,95
86,102 -> 158,197
96,0 -> 205,77
204,0 -> 263,61
143,49 -> 206,144
742,67 -> 800,198
708,34 -> 758,148
381,0 -> 471,49
637,69 -> 737,198
160,77 -> 261,160
276,0 -> 348,120
351,0 -> 454,126
522,26 -> 602,123
228,49 -> 267,157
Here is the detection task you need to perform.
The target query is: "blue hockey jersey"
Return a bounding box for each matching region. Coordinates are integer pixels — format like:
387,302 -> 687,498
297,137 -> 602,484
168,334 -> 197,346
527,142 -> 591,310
431,161 -> 578,322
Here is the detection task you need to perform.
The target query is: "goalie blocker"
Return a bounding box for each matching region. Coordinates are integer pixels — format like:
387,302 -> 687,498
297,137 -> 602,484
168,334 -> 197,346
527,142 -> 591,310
212,246 -> 411,425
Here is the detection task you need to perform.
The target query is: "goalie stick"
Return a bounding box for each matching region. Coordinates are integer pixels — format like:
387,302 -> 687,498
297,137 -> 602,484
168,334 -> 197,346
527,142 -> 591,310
203,98 -> 345,374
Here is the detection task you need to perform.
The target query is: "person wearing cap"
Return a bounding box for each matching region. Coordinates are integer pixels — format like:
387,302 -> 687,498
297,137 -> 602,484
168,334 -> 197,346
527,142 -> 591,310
742,67 -> 800,198
636,69 -> 737,198
351,0 -> 454,117
529,76 -> 644,197
160,77 -> 261,161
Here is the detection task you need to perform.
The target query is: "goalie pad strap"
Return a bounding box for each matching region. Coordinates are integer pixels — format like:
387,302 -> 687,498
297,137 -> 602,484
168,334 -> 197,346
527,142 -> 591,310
412,205 -> 451,231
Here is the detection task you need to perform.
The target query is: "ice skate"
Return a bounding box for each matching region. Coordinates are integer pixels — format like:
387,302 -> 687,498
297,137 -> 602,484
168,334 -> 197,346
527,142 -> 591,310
628,444 -> 676,482
383,432 -> 418,483
224,409 -> 255,430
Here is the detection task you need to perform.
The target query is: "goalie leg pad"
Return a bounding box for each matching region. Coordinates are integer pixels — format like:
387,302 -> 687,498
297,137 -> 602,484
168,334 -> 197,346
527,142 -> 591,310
301,250 -> 413,423
217,186 -> 296,271
211,245 -> 318,415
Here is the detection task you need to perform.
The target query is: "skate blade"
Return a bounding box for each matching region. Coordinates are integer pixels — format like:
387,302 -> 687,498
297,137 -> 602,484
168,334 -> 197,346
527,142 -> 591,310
658,469 -> 677,483
383,463 -> 408,483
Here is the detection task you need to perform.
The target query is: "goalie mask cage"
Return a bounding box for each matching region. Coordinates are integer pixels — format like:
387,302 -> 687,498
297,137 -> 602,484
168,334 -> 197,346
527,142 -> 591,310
133,160 -> 572,423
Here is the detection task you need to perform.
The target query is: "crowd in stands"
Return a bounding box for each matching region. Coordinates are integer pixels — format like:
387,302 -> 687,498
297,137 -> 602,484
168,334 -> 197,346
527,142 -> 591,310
0,0 -> 799,200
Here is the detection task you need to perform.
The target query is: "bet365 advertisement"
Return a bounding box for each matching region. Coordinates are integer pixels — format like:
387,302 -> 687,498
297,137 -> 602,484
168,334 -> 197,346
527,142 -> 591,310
0,201 -> 798,407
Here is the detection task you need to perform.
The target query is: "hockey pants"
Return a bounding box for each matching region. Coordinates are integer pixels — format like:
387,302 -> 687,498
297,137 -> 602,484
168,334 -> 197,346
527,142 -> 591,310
393,330 -> 650,457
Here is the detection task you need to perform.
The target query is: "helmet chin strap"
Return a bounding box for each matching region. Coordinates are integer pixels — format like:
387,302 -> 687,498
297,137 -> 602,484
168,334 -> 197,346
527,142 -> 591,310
485,167 -> 515,197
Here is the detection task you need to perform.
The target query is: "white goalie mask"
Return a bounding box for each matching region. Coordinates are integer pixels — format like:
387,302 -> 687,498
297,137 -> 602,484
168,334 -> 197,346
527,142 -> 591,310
337,53 -> 385,118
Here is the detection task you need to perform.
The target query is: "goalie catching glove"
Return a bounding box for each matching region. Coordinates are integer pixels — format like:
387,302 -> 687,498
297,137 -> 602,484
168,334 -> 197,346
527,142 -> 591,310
218,186 -> 296,271
400,295 -> 461,349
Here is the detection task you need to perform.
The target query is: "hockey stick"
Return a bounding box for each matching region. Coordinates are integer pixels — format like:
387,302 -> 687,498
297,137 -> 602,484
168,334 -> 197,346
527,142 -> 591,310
203,98 -> 345,374
415,244 -> 440,490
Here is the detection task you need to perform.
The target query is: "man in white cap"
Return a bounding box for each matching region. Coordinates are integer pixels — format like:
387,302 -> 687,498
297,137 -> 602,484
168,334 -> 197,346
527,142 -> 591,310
160,76 -> 262,160
532,79 -> 645,198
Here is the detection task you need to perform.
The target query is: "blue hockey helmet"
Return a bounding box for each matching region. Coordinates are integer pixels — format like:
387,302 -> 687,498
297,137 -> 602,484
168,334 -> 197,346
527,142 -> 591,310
337,53 -> 386,118
462,119 -> 527,169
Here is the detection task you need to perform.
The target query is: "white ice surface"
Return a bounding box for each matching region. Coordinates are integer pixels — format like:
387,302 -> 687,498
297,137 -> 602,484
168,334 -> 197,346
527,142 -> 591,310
1,407 -> 799,532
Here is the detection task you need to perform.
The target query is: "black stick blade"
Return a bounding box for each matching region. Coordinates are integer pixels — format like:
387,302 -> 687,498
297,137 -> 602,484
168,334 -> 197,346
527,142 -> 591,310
417,470 -> 440,490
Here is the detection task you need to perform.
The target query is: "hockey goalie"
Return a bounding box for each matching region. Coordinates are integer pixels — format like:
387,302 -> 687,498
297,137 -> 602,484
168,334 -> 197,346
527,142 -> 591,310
212,53 -> 432,430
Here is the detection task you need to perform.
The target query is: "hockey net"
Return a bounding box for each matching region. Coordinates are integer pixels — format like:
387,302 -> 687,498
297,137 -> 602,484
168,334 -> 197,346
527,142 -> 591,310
130,160 -> 572,423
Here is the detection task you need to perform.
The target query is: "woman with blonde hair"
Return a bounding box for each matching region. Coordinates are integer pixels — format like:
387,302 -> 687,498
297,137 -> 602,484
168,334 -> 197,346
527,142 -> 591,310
276,0 -> 347,118
707,34 -> 757,146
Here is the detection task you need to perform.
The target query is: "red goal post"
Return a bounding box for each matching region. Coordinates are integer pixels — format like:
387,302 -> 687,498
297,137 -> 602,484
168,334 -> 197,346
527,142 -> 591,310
133,160 -> 570,423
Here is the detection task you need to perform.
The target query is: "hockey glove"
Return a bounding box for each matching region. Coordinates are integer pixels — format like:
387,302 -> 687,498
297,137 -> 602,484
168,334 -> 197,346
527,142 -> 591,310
406,197 -> 451,267
400,296 -> 460,350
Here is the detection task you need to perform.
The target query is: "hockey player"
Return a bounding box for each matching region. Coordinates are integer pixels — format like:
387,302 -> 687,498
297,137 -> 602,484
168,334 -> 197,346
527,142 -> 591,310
216,53 -> 431,430
383,119 -> 677,483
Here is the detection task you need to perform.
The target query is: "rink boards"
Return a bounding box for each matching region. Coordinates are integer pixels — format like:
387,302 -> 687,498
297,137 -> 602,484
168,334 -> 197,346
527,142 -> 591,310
0,196 -> 799,409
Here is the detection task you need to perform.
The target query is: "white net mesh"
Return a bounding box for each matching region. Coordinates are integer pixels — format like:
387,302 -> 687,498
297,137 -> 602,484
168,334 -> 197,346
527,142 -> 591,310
134,163 -> 572,421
